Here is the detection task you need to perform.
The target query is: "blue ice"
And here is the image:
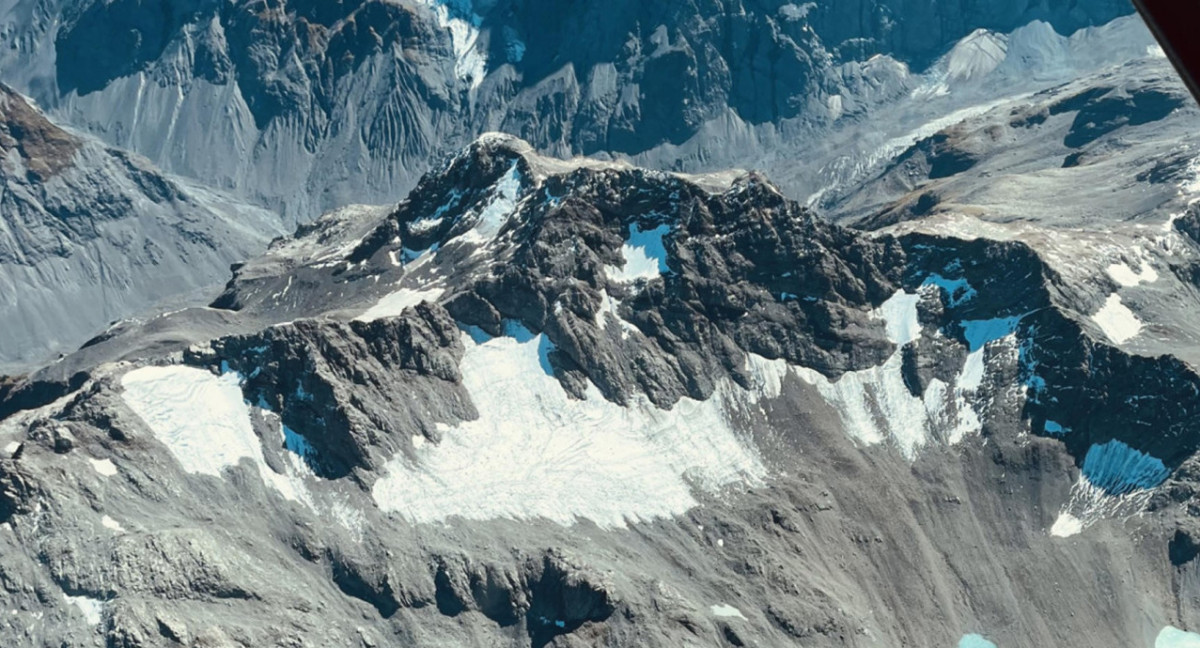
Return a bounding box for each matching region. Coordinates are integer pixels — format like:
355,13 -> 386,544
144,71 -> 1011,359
282,424 -> 319,466
502,321 -> 555,376
1043,420 -> 1068,436
1157,626 -> 1200,647
958,634 -> 997,648
627,224 -> 671,274
960,315 -> 1024,352
923,273 -> 977,307
1081,439 -> 1170,495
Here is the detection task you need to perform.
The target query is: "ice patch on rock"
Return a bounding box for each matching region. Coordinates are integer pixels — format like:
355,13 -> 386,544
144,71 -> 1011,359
923,273 -> 977,307
1050,440 -> 1170,537
1082,439 -> 1169,495
710,604 -> 747,620
1158,626 -> 1200,648
607,224 -> 671,283
1091,294 -> 1142,344
958,633 -> 998,648
1043,420 -> 1068,436
356,287 -> 445,322
371,325 -> 768,528
100,515 -> 125,533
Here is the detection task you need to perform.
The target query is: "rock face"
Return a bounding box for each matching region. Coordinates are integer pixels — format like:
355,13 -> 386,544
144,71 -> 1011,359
0,0 -> 1139,221
2,136 -> 1200,646
0,83 -> 283,372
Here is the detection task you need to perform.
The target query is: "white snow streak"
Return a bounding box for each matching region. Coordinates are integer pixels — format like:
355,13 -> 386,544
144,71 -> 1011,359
372,324 -> 767,528
100,515 -> 125,533
355,287 -> 445,322
413,0 -> 487,89
460,164 -> 522,245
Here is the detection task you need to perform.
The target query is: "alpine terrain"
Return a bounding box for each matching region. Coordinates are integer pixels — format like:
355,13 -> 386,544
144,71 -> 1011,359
1,1 -> 1200,648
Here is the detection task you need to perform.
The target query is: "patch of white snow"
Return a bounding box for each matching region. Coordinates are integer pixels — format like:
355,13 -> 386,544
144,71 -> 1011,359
89,458 -> 118,477
371,324 -> 767,528
1091,294 -> 1143,344
355,288 -> 445,322
63,594 -> 104,626
606,224 -> 671,283
1106,262 -> 1158,287
1049,513 -> 1083,538
710,604 -> 747,620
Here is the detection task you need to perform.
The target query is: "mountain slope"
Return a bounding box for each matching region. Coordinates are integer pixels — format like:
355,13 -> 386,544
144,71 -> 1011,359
1,136 -> 1199,646
0,84 -> 283,372
0,0 -> 1142,221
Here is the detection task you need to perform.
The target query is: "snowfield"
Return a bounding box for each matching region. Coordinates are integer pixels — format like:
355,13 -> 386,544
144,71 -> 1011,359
120,366 -> 312,503
372,323 -> 768,528
1091,293 -> 1143,344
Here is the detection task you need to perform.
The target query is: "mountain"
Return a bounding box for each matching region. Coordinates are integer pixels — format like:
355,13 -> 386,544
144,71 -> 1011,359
2,134 -> 1200,646
0,0 -> 1142,222
0,83 -> 283,373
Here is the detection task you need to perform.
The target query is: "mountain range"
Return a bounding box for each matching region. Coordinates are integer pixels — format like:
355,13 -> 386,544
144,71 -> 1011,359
3,1 -> 1200,647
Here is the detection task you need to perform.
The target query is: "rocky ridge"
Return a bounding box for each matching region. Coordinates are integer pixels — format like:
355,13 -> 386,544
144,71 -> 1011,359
0,135 -> 1198,646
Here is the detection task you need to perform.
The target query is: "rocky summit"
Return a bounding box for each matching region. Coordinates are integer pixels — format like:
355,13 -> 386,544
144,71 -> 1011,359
2,133 -> 1200,646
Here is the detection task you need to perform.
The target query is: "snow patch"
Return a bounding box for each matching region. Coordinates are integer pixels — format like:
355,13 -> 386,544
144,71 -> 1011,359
923,273 -> 977,307
64,594 -> 104,626
371,325 -> 767,528
100,515 -> 125,533
875,290 -> 921,346
595,290 -> 640,339
791,289 -> 1000,458
1091,294 -> 1143,344
710,604 -> 747,620
120,366 -> 309,503
3,442 -> 19,455
1106,262 -> 1158,287
89,458 -> 118,477
1049,513 -> 1083,538
355,287 -> 445,322
607,224 -> 671,283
